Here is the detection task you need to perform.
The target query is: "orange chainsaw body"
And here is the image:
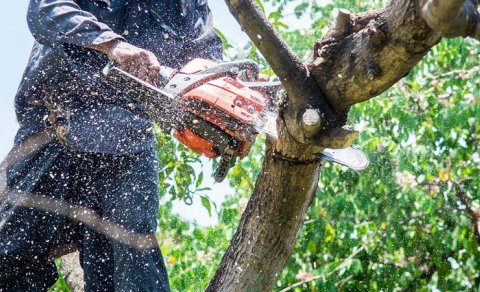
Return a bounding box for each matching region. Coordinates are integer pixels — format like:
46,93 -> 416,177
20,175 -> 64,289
173,59 -> 268,159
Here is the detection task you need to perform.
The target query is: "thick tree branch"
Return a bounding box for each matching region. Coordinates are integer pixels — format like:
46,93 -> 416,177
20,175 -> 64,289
310,1 -> 442,111
224,0 -> 306,99
310,0 -> 479,112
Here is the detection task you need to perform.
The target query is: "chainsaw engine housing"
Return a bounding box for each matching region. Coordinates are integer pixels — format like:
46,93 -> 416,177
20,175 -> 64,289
172,59 -> 270,180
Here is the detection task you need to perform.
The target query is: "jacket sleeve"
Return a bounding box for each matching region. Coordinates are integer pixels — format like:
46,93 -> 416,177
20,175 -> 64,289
185,0 -> 223,61
27,0 -> 124,49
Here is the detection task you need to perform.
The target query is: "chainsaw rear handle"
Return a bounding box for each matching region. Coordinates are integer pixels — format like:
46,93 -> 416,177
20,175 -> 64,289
156,60 -> 260,89
161,60 -> 260,98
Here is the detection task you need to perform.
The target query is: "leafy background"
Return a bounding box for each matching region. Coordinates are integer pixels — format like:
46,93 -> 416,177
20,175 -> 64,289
52,0 -> 480,290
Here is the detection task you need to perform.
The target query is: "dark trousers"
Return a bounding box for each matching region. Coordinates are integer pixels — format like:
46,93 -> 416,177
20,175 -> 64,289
0,147 -> 170,291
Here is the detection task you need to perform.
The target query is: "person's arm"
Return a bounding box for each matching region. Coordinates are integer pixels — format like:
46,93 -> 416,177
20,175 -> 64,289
27,0 -> 160,84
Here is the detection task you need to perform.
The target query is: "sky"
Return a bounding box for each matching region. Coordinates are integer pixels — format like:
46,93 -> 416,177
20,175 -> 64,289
0,1 -> 317,226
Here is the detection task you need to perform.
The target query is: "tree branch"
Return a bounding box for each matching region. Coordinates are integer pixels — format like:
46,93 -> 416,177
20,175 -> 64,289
224,0 -> 307,99
309,0 -> 479,112
420,0 -> 480,40
310,0 -> 443,112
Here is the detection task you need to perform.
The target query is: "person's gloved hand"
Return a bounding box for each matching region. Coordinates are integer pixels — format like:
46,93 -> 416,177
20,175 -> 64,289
87,40 -> 161,85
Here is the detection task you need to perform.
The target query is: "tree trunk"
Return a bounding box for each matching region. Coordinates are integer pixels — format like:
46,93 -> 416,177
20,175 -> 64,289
207,140 -> 322,291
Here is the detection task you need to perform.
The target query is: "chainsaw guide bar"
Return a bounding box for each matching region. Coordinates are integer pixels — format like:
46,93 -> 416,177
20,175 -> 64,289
103,59 -> 369,182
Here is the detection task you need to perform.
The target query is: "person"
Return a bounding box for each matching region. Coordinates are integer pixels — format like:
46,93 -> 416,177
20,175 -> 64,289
0,0 -> 222,291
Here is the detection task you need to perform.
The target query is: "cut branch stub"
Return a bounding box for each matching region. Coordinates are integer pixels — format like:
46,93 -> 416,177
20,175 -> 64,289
302,109 -> 322,137
332,9 -> 354,38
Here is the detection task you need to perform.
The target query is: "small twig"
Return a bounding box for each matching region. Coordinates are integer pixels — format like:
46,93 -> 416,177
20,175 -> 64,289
303,218 -> 321,225
336,274 -> 353,290
424,65 -> 480,80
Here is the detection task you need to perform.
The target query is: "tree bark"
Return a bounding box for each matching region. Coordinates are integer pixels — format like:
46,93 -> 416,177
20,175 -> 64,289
208,0 -> 480,291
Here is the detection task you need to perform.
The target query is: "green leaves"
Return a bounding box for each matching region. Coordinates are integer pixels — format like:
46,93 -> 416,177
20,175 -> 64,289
214,28 -> 233,51
201,196 -> 212,217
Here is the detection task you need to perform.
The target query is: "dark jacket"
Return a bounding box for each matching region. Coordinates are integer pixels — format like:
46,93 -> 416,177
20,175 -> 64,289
14,0 -> 223,155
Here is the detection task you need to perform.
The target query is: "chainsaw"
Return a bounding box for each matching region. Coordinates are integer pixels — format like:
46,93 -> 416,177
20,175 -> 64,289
102,59 -> 369,182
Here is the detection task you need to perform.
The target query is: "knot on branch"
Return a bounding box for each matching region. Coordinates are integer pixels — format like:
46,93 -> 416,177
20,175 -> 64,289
421,0 -> 480,40
276,104 -> 358,161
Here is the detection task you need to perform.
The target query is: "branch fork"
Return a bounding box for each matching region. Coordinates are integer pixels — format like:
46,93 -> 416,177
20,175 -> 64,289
225,0 -> 359,156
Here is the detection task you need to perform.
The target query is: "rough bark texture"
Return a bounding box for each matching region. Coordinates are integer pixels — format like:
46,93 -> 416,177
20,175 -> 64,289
311,1 -> 441,112
207,142 -> 322,291
207,0 -> 479,291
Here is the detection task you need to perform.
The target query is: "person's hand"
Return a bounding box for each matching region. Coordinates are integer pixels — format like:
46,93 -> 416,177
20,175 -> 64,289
107,41 -> 160,85
87,40 -> 160,85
